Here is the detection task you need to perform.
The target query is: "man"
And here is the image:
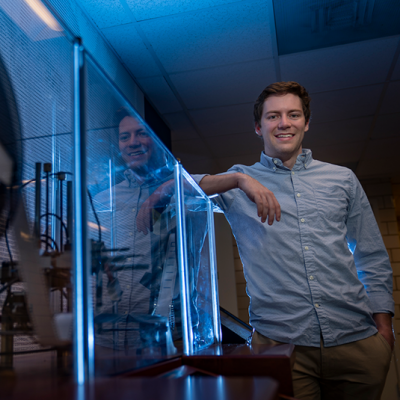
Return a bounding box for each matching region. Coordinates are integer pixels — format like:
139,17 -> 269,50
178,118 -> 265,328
193,81 -> 394,400
92,109 -> 179,353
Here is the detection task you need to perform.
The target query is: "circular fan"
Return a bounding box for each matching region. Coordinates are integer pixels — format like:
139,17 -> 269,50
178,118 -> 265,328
0,53 -> 22,238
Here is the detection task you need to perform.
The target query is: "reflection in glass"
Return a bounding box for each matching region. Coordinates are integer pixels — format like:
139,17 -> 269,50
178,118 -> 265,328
87,101 -> 180,367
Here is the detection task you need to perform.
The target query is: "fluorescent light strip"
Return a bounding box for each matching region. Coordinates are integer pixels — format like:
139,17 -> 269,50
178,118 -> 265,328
24,0 -> 63,31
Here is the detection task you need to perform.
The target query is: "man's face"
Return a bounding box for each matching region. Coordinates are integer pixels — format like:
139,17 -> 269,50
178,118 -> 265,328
118,116 -> 155,170
255,93 -> 309,165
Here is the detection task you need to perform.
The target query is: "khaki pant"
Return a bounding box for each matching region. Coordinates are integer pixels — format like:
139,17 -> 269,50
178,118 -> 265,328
252,331 -> 392,400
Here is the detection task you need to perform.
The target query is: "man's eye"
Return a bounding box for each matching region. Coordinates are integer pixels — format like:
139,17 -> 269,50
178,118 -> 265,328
267,115 -> 278,120
290,114 -> 300,118
119,135 -> 129,141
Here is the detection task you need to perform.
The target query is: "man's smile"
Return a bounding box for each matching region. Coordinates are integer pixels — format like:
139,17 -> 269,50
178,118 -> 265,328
275,133 -> 295,140
127,150 -> 147,156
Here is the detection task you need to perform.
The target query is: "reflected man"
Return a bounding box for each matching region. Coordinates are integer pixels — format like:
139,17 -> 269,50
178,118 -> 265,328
92,109 -> 178,353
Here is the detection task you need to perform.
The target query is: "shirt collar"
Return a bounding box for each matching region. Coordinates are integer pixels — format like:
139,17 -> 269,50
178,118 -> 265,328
123,165 -> 173,187
260,149 -> 313,172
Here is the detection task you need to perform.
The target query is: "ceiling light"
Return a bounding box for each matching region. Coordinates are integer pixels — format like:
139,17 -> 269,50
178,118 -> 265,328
24,0 -> 62,32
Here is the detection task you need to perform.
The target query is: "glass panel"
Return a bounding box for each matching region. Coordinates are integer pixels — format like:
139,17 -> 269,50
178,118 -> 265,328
84,54 -> 183,376
0,0 -> 75,383
181,169 -> 219,352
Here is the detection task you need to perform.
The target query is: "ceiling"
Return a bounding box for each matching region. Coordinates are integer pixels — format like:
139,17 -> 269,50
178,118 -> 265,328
77,0 -> 400,179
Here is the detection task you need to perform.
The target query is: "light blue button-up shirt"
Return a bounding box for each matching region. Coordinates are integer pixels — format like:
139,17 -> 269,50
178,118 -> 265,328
194,149 -> 394,347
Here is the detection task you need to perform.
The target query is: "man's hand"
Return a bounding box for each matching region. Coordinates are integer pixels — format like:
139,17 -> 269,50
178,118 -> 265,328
373,313 -> 394,350
237,174 -> 281,225
136,180 -> 175,235
199,173 -> 281,225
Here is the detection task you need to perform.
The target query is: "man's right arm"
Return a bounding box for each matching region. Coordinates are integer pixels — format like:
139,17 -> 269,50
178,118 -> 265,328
199,173 -> 281,225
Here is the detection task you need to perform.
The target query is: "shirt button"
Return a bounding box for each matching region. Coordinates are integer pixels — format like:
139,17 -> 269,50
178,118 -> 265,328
273,167 -> 276,171
291,171 -> 295,175
273,159 -> 278,164
297,193 -> 301,197
132,208 -> 136,212
129,232 -> 133,236
304,246 -> 309,250
300,218 -> 305,223
315,303 -> 320,308
309,275 -> 314,280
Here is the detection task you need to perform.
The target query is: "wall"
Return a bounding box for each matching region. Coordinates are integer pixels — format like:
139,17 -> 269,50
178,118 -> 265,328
233,237 -> 249,324
214,213 -> 238,317
361,178 -> 400,334
362,178 -> 400,400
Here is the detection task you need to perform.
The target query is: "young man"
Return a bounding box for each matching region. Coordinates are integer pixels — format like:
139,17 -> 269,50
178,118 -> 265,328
194,81 -> 394,400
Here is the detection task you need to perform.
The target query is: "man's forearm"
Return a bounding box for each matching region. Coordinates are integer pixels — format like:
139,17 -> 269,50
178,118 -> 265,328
198,173 -> 242,196
199,172 -> 281,225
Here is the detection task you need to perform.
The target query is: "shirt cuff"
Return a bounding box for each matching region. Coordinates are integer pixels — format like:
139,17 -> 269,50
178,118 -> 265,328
191,174 -> 209,186
368,291 -> 395,316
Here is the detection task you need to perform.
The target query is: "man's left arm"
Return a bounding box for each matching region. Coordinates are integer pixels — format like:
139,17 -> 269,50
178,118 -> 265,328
346,172 -> 395,349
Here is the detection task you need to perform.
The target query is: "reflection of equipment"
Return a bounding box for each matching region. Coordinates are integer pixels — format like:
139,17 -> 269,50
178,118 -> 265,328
91,237 -> 178,356
1,162 -> 74,370
0,51 -> 73,371
89,192 -> 179,355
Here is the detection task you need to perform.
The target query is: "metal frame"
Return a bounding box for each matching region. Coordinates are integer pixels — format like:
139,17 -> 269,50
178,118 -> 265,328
73,39 -> 94,384
174,163 -> 193,355
207,198 -> 221,344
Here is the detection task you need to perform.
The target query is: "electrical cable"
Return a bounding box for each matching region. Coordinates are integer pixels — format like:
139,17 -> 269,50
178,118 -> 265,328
40,235 -> 59,252
20,171 -> 73,189
87,188 -> 102,243
39,213 -> 69,241
4,171 -> 73,262
45,168 -> 49,252
5,214 -> 13,264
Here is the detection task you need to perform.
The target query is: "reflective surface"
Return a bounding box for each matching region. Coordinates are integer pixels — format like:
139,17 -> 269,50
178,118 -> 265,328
85,54 -> 220,374
0,0 -> 74,376
180,170 -> 218,352
86,55 -> 180,373
0,0 -> 220,383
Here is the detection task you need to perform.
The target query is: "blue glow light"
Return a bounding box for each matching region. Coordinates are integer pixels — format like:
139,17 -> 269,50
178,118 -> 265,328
73,40 -> 85,385
174,163 -> 193,355
207,198 -> 221,344
347,240 -> 355,254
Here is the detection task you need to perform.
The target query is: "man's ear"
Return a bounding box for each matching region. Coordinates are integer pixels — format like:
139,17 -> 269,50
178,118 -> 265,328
305,119 -> 310,132
255,122 -> 261,136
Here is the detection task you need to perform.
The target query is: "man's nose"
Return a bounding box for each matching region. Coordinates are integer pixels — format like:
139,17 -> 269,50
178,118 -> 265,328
278,114 -> 291,129
126,133 -> 139,146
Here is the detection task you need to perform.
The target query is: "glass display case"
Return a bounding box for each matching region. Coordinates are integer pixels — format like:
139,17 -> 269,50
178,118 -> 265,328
0,0 -> 220,385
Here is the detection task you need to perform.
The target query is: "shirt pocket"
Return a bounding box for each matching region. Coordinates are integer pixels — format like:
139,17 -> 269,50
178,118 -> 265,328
314,186 -> 348,223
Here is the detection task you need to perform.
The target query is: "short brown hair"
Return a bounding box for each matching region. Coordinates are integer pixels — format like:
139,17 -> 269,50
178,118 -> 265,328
253,81 -> 311,127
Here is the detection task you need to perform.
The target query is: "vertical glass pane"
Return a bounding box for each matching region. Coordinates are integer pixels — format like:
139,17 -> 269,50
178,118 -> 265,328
84,54 -> 183,376
0,0 -> 74,382
181,170 -> 219,352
